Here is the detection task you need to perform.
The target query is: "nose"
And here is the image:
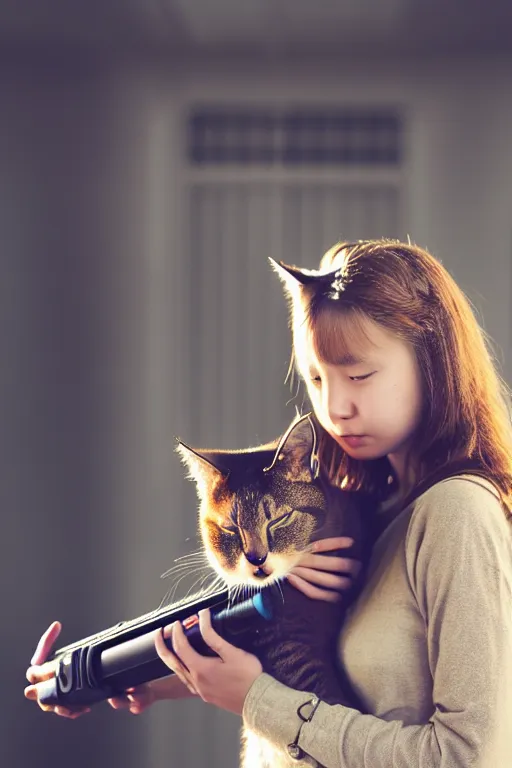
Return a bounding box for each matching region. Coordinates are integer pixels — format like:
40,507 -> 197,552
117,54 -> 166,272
245,551 -> 267,567
325,385 -> 356,423
245,552 -> 268,579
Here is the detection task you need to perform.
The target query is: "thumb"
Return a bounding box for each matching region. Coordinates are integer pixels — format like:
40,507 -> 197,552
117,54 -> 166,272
30,621 -> 62,666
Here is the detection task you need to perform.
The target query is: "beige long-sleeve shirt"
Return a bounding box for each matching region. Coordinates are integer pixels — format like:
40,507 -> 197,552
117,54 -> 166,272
243,475 -> 512,767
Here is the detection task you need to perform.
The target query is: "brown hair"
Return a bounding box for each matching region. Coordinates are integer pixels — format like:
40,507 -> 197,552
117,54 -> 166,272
288,239 -> 512,518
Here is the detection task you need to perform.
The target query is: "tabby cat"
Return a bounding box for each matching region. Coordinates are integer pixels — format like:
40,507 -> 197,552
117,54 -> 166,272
177,412 -> 375,768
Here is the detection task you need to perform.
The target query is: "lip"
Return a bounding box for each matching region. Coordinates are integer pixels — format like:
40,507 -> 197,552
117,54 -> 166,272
340,434 -> 367,447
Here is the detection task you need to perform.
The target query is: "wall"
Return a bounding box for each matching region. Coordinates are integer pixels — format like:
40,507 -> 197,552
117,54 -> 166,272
2,51 -> 511,768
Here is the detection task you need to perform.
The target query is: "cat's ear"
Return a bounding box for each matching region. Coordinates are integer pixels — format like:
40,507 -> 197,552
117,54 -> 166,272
264,412 -> 320,482
175,441 -> 227,495
268,257 -> 322,299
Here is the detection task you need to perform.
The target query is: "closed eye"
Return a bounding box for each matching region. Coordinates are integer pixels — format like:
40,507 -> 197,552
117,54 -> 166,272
268,511 -> 296,533
296,506 -> 323,516
309,372 -> 374,385
219,524 -> 238,536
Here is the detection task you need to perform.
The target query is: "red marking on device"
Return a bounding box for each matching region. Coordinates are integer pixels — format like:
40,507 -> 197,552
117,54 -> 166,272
182,615 -> 199,630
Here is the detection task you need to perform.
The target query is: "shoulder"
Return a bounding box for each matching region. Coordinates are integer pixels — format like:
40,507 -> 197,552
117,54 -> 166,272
420,473 -> 501,507
406,474 -> 510,552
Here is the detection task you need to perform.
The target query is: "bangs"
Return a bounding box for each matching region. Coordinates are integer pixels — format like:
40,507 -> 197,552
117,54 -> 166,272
303,303 -> 376,366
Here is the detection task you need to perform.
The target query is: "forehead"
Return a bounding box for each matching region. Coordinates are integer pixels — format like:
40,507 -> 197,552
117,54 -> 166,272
295,306 -> 396,368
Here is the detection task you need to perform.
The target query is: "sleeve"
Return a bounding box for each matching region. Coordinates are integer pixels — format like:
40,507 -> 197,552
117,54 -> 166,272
242,479 -> 512,767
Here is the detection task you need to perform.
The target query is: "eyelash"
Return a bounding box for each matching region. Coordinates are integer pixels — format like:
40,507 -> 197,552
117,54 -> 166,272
310,373 -> 374,384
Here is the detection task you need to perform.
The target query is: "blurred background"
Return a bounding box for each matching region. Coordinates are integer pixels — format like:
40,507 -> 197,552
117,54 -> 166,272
1,1 -> 511,766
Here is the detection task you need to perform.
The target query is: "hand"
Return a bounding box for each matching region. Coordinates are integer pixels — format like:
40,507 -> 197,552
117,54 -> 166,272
110,675 -> 197,711
25,621 -> 92,719
154,608 -> 263,716
107,683 -> 157,714
286,536 -> 362,603
25,621 -> 178,717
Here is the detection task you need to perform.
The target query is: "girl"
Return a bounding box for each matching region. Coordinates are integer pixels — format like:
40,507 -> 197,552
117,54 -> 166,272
151,239 -> 512,766
27,239 -> 512,766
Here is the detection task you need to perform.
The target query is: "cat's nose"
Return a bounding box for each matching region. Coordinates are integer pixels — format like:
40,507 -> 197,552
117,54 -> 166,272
245,552 -> 267,567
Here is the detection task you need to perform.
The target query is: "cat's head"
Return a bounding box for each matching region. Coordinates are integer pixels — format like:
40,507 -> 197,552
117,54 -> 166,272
176,413 -> 355,588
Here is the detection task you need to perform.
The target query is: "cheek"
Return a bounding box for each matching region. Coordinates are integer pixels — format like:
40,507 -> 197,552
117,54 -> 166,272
304,380 -> 319,400
308,398 -> 330,432
410,377 -> 425,428
401,365 -> 424,415
201,521 -> 241,571
379,376 -> 423,426
305,383 -> 326,417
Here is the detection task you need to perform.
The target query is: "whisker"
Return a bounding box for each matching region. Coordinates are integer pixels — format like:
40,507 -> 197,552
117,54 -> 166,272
158,565 -> 211,608
229,584 -> 239,608
273,578 -> 285,606
232,583 -> 244,607
188,573 -> 225,603
182,571 -> 214,601
160,561 -> 207,580
157,569 -> 209,599
197,572 -> 214,592
160,553 -> 209,579
173,549 -> 207,563
205,575 -> 224,598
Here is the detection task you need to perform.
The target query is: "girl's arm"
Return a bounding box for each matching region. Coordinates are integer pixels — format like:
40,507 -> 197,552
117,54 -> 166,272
147,674 -> 197,701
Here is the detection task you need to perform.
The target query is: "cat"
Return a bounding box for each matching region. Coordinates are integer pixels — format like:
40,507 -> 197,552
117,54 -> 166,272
176,412 -> 376,768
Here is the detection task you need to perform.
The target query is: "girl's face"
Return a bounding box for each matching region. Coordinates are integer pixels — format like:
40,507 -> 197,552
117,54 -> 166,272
295,313 -> 424,484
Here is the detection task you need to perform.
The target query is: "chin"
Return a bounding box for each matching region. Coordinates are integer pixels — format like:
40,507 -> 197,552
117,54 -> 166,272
344,445 -> 379,458
336,438 -> 385,460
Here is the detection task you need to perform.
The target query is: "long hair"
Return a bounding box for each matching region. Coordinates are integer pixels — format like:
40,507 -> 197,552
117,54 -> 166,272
284,239 -> 512,519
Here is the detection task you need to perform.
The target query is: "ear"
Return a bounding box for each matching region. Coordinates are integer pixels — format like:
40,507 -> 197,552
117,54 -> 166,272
264,413 -> 319,482
175,441 -> 226,496
268,257 -> 323,298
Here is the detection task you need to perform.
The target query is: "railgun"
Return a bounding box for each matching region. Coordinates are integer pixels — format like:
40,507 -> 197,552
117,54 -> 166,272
37,586 -> 273,709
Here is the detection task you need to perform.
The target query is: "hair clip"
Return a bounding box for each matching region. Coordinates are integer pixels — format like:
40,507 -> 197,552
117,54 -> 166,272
326,268 -> 350,300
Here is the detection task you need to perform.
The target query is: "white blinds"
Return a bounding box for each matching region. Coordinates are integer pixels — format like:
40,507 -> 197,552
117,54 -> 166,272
183,180 -> 401,451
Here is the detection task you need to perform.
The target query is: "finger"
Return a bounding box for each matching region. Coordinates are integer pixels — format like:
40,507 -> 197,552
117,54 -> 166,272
170,618 -> 209,668
30,621 -> 62,666
289,565 -> 353,591
107,695 -> 131,710
26,659 -> 58,684
107,687 -> 145,710
287,573 -> 343,603
125,695 -> 144,714
54,705 -> 90,718
107,694 -> 145,712
298,553 -> 362,577
154,626 -> 197,694
126,693 -> 152,715
197,609 -> 246,663
311,537 -> 354,553
155,625 -> 183,670
126,689 -> 148,706
126,693 -> 144,708
197,608 -> 237,663
24,684 -> 39,701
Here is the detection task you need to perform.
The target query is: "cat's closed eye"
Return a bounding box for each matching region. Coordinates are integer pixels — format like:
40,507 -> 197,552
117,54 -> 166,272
219,524 -> 239,535
268,510 -> 296,533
